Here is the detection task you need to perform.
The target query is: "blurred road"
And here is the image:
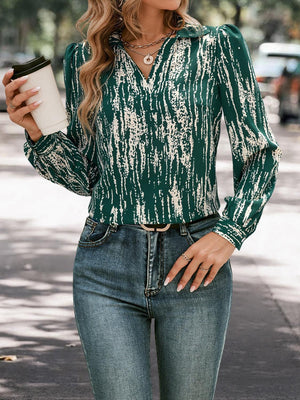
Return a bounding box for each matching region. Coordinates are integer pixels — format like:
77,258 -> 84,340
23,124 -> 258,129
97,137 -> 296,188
0,109 -> 299,400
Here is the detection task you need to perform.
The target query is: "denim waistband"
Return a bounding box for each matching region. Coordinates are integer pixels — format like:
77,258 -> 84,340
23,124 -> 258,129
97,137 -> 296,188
123,212 -> 220,230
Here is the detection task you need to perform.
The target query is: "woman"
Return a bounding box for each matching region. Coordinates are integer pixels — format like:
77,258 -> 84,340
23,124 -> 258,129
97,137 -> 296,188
3,0 -> 282,399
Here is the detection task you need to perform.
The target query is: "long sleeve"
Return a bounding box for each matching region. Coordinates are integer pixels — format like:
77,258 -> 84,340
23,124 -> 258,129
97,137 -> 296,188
23,42 -> 100,196
211,24 -> 282,250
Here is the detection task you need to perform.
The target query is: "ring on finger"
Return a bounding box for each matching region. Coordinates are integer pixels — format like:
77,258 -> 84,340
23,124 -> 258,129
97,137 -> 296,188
199,265 -> 210,271
9,102 -> 17,109
181,252 -> 192,262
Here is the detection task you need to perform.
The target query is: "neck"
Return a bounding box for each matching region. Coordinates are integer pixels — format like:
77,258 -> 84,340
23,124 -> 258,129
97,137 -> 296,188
122,5 -> 170,43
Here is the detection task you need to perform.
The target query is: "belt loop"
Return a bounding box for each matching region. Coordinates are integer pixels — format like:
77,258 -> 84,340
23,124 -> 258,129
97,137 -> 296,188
179,222 -> 188,236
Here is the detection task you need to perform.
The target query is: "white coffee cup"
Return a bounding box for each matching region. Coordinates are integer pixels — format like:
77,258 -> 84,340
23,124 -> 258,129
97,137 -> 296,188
11,56 -> 68,135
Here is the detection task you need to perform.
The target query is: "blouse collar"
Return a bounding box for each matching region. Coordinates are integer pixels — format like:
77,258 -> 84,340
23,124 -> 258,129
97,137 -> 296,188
108,21 -> 211,47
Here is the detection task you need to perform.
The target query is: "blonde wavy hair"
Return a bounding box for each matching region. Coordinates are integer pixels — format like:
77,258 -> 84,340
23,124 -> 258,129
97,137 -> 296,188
75,0 -> 199,137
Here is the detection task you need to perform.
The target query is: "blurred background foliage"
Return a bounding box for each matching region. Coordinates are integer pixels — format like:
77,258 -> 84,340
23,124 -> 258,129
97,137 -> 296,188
1,0 -> 300,83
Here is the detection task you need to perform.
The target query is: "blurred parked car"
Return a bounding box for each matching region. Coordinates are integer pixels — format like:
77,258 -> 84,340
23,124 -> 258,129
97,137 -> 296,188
0,52 -> 34,111
273,59 -> 300,124
253,42 -> 300,98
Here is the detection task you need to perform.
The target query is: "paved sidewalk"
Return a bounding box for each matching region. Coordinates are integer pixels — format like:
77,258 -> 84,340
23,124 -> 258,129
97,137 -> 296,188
0,113 -> 299,399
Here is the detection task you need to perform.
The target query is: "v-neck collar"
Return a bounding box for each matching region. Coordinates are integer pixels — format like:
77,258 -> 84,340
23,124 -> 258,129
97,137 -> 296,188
108,21 -> 211,87
119,32 -> 176,85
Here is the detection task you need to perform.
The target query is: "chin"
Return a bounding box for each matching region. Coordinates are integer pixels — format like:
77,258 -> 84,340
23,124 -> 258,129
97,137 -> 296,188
164,0 -> 181,10
142,0 -> 181,10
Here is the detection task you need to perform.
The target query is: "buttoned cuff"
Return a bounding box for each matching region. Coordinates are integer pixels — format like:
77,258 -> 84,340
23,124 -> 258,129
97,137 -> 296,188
24,129 -> 57,155
211,216 -> 247,250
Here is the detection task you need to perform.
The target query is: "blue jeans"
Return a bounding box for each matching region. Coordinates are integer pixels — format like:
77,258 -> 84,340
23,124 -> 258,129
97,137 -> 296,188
73,213 -> 233,400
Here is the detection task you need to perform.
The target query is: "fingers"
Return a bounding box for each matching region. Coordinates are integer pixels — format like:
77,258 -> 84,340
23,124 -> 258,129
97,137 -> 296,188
9,100 -> 42,125
202,265 -> 221,287
8,86 -> 40,110
176,257 -> 204,292
163,246 -> 223,293
177,252 -> 215,292
1,68 -> 14,87
163,248 -> 194,287
3,70 -> 42,126
191,264 -> 215,290
163,231 -> 234,293
4,74 -> 29,107
190,251 -> 223,291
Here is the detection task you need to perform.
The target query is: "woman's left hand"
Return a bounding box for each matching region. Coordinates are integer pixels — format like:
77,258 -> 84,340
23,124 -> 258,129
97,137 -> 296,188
164,232 -> 236,292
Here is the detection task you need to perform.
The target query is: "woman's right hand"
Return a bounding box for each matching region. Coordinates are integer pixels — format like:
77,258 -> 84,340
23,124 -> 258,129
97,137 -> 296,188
2,68 -> 43,142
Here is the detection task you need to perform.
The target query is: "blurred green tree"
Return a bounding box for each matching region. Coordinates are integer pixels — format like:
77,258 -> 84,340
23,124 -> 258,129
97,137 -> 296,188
0,0 -> 87,60
1,0 -> 300,63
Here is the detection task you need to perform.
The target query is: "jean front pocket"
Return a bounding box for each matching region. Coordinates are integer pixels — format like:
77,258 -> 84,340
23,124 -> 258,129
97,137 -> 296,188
185,214 -> 220,246
78,216 -> 113,248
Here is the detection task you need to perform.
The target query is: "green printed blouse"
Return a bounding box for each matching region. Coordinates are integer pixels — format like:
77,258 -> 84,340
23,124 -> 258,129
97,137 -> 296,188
24,21 -> 282,250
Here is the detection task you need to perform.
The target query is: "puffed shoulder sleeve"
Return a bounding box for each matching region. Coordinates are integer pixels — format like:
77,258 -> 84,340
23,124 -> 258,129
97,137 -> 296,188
211,23 -> 282,250
23,42 -> 100,196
